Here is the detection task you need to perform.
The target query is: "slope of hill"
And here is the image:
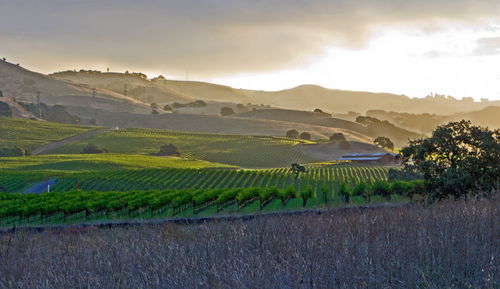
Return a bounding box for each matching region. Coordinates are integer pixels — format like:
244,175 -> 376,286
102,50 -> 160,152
367,106 -> 500,135
158,79 -> 249,103
49,128 -> 318,168
0,61 -> 149,114
240,85 -> 500,115
451,106 -> 500,129
64,106 -> 375,143
0,96 -> 39,119
0,117 -> 95,151
236,108 -> 421,147
51,71 -> 194,104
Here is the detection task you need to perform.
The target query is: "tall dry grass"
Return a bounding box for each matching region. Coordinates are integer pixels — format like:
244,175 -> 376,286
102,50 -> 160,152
0,199 -> 498,289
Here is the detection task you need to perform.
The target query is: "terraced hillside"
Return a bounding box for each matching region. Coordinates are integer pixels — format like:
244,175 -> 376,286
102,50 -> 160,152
0,117 -> 96,151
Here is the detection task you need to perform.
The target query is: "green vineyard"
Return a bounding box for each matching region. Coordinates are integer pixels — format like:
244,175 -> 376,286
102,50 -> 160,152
0,117 -> 95,151
51,166 -> 390,194
49,128 -> 317,167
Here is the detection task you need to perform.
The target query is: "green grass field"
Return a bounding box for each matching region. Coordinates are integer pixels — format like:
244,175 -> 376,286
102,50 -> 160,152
0,117 -> 96,150
50,128 -> 317,167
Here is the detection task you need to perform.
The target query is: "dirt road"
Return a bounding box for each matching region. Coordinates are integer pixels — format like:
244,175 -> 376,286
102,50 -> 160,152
31,128 -> 109,155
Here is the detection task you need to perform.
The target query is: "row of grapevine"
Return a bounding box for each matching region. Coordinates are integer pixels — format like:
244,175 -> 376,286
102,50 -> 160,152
49,166 -> 389,195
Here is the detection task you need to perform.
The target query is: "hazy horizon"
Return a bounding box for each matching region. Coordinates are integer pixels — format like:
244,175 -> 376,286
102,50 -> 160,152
1,0 -> 500,101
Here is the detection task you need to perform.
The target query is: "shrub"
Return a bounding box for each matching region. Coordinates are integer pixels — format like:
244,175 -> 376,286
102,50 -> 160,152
280,186 -> 296,206
163,104 -> 173,111
299,132 -> 311,140
352,182 -> 369,196
338,183 -> 350,203
286,129 -> 299,139
0,146 -> 29,157
220,107 -> 235,116
329,133 -> 346,143
157,144 -> 180,156
372,181 -> 392,200
300,185 -> 314,206
81,143 -> 108,154
390,180 -> 411,196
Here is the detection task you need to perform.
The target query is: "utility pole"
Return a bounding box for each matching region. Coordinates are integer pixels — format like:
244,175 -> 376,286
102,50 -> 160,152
124,84 -> 127,96
36,91 -> 42,119
92,88 -> 96,99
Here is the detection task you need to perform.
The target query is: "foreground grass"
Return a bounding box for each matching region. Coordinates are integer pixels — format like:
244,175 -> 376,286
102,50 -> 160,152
0,198 -> 497,288
0,117 -> 96,150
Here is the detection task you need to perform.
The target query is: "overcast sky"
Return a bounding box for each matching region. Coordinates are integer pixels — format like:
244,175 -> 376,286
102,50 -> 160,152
1,0 -> 499,100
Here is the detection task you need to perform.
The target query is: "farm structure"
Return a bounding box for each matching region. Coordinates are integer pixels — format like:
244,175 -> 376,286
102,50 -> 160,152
339,152 -> 401,165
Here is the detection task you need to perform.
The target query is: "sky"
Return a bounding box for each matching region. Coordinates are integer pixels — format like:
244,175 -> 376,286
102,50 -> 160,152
1,0 -> 499,100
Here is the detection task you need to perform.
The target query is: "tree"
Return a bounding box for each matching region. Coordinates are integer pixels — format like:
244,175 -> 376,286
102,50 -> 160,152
157,144 -> 180,156
374,136 -> 394,151
220,107 -> 234,116
290,163 -> 306,178
192,100 -> 207,107
299,132 -> 311,140
401,120 -> 500,202
236,103 -> 247,112
81,143 -> 108,154
286,129 -> 299,139
329,133 -> 346,143
151,75 -> 166,81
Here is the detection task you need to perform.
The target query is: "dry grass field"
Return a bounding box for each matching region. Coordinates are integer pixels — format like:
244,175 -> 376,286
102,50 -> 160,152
0,198 -> 497,289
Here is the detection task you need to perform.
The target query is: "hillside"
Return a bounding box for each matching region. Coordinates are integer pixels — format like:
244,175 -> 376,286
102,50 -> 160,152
158,79 -> 249,103
236,108 -> 421,147
367,106 -> 500,135
0,117 -> 95,151
49,128 -> 318,167
0,61 -> 150,114
64,106 -> 375,143
0,96 -> 39,119
51,71 -> 194,105
240,85 -> 500,115
451,106 -> 500,129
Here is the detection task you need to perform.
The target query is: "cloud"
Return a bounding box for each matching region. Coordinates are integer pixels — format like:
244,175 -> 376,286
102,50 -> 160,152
474,37 -> 500,55
0,0 -> 499,76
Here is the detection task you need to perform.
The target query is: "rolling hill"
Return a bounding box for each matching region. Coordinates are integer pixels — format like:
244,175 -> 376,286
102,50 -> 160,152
0,61 -> 150,114
241,85 -> 500,115
367,106 -> 500,135
0,117 -> 96,151
236,108 -> 422,147
51,71 -> 194,105
63,106 -> 375,143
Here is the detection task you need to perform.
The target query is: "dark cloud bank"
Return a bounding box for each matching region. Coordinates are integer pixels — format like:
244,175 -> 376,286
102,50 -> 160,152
0,0 -> 499,76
